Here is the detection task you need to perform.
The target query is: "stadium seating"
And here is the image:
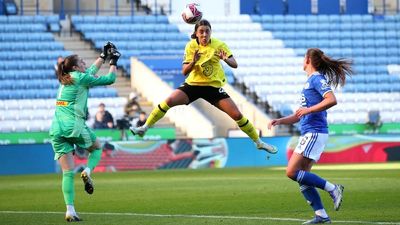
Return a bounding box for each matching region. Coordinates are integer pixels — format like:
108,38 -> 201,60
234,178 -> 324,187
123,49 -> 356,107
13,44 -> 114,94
235,14 -> 400,126
0,15 -> 123,133
70,14 -> 400,131
72,15 -> 187,75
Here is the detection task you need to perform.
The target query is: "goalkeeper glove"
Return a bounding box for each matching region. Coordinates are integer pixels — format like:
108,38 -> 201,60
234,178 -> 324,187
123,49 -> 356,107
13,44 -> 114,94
109,48 -> 121,66
99,41 -> 117,62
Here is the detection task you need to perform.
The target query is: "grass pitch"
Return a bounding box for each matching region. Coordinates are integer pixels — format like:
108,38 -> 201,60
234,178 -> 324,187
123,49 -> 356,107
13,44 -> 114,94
0,164 -> 399,225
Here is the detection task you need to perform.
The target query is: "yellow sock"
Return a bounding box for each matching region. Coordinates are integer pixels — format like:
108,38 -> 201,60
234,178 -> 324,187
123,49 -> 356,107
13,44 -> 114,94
236,116 -> 259,142
145,101 -> 170,127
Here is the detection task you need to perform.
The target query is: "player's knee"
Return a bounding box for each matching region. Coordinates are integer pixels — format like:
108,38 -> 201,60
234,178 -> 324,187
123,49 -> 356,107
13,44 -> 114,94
164,99 -> 172,107
286,169 -> 297,181
232,113 -> 243,121
87,141 -> 101,152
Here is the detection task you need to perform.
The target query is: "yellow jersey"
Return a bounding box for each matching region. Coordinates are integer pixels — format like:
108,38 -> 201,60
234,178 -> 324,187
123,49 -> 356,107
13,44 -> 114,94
183,37 -> 232,88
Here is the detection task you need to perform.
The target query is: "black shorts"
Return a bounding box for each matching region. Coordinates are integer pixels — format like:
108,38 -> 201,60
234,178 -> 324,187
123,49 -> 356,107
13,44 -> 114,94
178,83 -> 230,105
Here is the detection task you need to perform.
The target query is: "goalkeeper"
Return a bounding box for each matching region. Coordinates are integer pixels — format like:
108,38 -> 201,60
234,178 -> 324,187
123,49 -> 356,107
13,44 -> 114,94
49,42 -> 120,222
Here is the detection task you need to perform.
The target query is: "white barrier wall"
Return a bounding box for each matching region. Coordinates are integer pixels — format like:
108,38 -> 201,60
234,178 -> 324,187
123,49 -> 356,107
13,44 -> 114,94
224,85 -> 276,137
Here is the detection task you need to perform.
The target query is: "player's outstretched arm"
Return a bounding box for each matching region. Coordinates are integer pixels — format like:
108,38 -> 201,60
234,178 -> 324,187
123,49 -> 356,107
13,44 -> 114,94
81,49 -> 120,86
268,114 -> 300,129
218,49 -> 237,68
94,57 -> 105,69
224,56 -> 238,68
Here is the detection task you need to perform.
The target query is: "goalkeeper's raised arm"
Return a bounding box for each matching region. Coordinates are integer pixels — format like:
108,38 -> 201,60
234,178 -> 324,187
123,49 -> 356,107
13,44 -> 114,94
86,41 -> 121,81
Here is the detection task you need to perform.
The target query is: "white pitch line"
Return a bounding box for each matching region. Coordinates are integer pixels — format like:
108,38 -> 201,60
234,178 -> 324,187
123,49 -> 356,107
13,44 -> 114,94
0,210 -> 399,225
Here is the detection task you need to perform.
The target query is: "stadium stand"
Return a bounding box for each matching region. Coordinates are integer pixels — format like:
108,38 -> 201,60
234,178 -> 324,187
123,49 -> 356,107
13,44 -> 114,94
248,14 -> 400,127
3,7 -> 399,135
71,15 -> 187,75
72,13 -> 400,134
0,15 -> 125,133
170,14 -> 400,132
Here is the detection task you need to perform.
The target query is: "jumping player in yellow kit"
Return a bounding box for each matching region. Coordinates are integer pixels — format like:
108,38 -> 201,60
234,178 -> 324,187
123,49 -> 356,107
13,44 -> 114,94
130,19 -> 277,154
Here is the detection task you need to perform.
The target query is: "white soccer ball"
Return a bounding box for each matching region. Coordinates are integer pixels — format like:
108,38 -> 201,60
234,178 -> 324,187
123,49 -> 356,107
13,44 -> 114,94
181,3 -> 202,24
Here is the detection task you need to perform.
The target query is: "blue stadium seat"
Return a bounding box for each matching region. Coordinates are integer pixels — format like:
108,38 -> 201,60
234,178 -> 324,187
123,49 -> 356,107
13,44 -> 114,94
260,14 -> 273,23
0,16 -> 7,23
259,0 -> 285,14
364,65 -> 377,74
71,15 -> 83,24
89,88 -> 118,98
156,16 -> 168,24
45,15 -> 59,24
329,40 -> 340,48
362,48 -> 376,57
250,15 -> 261,23
83,16 -> 96,23
94,16 -> 108,23
117,16 -> 132,23
37,89 -> 56,98
352,23 -> 364,31
350,75 -> 366,83
287,0 -> 311,14
376,48 -> 387,57
0,91 -> 10,99
144,15 -> 157,23
294,15 -> 307,22
328,15 -> 340,22
351,31 -> 363,39
385,31 -> 397,39
345,0 -> 368,14
49,23 -> 61,32
13,90 -> 26,99
33,15 -> 46,23
318,0 -> 340,14
360,15 -> 373,22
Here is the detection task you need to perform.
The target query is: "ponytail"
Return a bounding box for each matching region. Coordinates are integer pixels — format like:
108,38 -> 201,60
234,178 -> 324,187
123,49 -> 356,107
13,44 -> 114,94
56,55 -> 78,85
307,48 -> 353,88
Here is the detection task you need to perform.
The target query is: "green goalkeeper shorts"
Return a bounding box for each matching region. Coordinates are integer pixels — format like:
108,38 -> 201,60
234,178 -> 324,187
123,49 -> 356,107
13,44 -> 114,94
50,126 -> 97,160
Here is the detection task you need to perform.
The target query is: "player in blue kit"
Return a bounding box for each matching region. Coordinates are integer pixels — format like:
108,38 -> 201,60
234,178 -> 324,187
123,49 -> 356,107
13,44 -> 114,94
268,48 -> 353,224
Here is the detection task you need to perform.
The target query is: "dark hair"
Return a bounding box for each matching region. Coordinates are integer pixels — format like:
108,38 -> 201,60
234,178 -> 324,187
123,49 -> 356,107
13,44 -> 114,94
190,19 -> 211,39
56,54 -> 78,85
306,48 -> 353,88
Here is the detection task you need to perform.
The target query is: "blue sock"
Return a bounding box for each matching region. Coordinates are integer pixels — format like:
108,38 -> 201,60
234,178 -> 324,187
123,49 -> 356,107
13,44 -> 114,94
295,170 -> 327,190
300,185 -> 324,211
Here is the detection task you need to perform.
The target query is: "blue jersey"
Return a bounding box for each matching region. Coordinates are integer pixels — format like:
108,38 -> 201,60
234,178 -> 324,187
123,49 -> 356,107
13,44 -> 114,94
299,73 -> 332,135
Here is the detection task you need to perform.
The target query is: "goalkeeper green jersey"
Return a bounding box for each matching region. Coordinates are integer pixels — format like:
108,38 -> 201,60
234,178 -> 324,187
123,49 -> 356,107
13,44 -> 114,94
49,64 -> 116,138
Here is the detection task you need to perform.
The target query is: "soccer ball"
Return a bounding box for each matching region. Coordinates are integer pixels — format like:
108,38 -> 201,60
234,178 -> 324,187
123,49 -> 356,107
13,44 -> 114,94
181,3 -> 202,24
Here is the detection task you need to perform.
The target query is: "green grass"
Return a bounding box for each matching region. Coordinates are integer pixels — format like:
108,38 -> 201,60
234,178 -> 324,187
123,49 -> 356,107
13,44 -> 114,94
1,164 -> 400,225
